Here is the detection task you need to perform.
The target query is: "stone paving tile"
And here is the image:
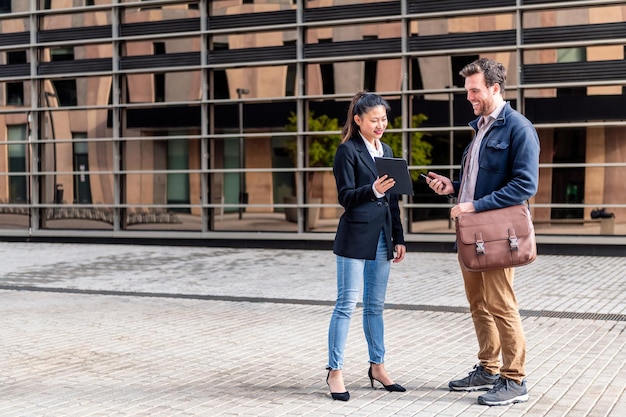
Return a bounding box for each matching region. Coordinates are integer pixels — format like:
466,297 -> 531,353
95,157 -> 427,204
2,242 -> 625,316
0,290 -> 623,416
0,242 -> 625,416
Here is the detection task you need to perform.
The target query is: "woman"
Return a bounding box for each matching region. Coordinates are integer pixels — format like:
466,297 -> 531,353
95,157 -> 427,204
326,92 -> 407,401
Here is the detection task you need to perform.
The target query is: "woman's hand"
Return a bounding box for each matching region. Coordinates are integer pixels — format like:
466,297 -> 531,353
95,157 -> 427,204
374,174 -> 396,194
393,244 -> 406,263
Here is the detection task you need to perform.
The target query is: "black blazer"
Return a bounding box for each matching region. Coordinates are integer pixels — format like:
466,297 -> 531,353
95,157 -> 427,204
332,135 -> 405,260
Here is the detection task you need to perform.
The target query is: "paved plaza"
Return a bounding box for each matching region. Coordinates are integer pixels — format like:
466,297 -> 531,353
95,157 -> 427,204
0,241 -> 625,416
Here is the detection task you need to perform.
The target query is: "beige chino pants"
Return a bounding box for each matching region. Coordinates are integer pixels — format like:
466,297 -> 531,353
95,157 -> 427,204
459,260 -> 527,384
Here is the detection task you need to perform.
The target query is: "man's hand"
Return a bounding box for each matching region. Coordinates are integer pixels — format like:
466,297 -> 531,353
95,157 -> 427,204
425,172 -> 454,196
450,202 -> 475,220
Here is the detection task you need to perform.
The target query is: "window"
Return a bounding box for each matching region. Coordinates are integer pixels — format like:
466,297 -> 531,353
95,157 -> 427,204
364,60 -> 377,92
73,133 -> 92,204
451,55 -> 479,89
51,47 -> 74,61
285,41 -> 296,96
7,51 -> 26,64
7,83 -> 23,105
319,40 -> 335,95
154,43 -> 166,102
410,58 -> 424,90
139,0 -> 161,11
6,51 -> 26,105
7,125 -> 27,203
49,47 -> 77,106
363,37 -> 377,92
167,137 -> 190,212
51,80 -> 78,107
212,43 -> 230,99
551,128 -> 586,220
0,0 -> 10,13
557,48 -> 586,97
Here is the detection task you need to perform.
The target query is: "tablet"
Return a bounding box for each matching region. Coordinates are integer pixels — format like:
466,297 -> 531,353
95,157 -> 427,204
374,157 -> 414,195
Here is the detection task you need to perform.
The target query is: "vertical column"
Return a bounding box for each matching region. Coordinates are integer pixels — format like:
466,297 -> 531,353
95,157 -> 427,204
295,0 -> 305,232
111,0 -> 123,230
200,0 -> 209,232
28,0 -> 40,231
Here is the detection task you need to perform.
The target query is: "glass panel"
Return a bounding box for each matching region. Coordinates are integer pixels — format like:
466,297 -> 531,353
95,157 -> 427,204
303,0 -> 374,8
409,123 -> 457,233
2,50 -> 29,106
125,205 -> 198,232
411,14 -> 515,36
40,93 -> 111,134
122,135 -> 202,231
40,173 -> 114,231
0,15 -> 30,33
37,108 -> 115,212
5,82 -> 26,106
0,173 -> 29,230
0,122 -> 29,230
72,132 -> 92,205
210,0 -> 295,14
525,84 -> 626,124
121,0 -> 199,12
523,4 -> 625,28
125,70 -> 202,104
6,126 -> 29,206
41,43 -> 112,63
409,53 -> 518,94
123,37 -> 200,58
0,1 -> 11,13
270,135 -> 295,213
209,130 -> 301,233
304,57 -> 402,96
599,163 -> 625,232
306,170 -> 337,232
289,111 -> 341,231
40,10 -> 111,30
524,44 -> 621,69
167,138 -> 190,210
204,49 -> 298,99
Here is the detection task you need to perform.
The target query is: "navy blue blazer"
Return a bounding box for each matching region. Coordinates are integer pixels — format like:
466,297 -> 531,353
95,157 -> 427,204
332,135 -> 406,260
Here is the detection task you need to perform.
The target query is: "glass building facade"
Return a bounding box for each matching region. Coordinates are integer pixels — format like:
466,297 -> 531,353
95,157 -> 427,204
0,0 -> 625,245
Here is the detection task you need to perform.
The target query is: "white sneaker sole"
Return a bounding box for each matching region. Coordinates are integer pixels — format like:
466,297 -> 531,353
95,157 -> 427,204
448,382 -> 495,392
449,384 -> 494,392
477,393 -> 529,406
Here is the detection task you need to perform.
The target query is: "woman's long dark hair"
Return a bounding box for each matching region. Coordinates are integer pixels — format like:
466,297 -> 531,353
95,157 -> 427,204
341,92 -> 391,143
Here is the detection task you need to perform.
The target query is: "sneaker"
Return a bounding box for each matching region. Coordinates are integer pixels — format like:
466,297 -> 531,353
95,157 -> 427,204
448,365 -> 499,391
477,377 -> 529,406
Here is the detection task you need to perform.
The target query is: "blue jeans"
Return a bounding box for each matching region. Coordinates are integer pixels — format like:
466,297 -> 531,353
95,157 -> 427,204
327,232 -> 391,370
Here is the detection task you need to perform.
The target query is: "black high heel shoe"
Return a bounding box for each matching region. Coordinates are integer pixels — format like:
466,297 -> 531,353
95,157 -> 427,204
326,369 -> 350,401
368,364 -> 406,392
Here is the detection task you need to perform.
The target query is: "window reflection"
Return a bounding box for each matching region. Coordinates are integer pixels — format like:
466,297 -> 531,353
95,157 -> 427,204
0,0 -> 623,238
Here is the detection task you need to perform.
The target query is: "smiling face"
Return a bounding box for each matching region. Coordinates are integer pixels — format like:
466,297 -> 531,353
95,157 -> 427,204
464,71 -> 502,117
354,104 -> 388,144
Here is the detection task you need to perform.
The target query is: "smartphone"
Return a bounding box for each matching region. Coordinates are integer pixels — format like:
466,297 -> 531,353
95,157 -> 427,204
420,173 -> 430,181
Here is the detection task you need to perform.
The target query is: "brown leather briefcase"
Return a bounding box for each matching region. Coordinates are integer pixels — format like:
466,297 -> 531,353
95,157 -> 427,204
455,204 -> 537,272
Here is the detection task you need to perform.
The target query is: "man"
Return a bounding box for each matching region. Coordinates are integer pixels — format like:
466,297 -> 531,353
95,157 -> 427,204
426,58 -> 540,406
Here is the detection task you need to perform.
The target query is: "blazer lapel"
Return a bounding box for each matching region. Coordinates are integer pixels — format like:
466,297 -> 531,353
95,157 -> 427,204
354,136 -> 378,178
